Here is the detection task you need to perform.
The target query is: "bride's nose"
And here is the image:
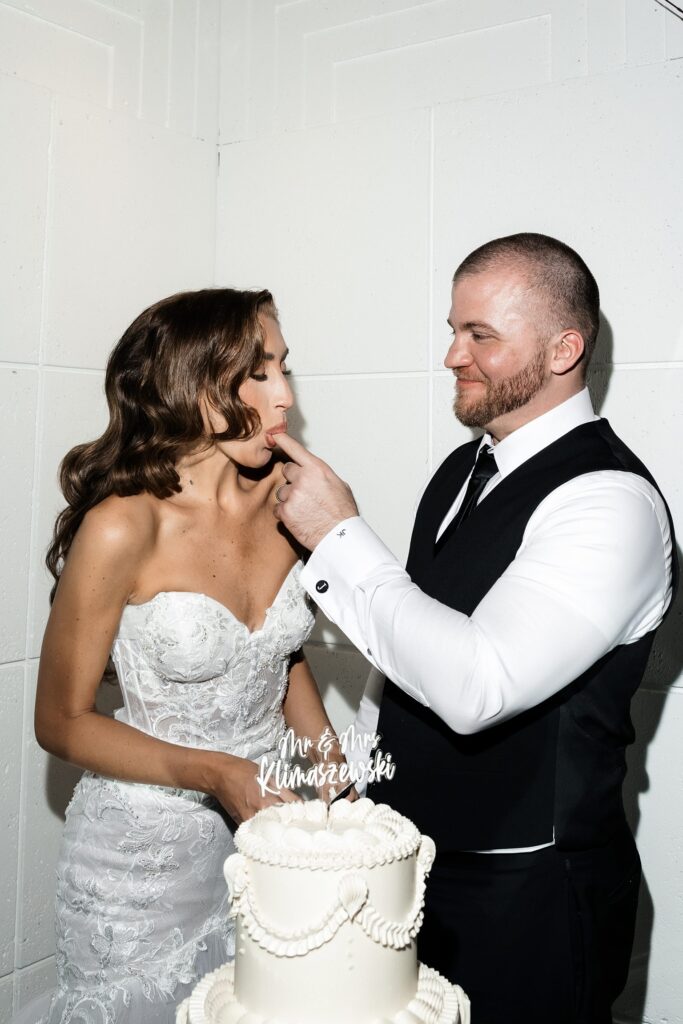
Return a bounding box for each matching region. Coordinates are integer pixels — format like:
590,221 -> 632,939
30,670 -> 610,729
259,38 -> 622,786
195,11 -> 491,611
277,375 -> 294,411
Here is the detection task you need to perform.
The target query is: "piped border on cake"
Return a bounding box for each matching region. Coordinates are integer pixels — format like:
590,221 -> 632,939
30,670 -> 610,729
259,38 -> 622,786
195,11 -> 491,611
176,962 -> 470,1024
233,799 -> 423,870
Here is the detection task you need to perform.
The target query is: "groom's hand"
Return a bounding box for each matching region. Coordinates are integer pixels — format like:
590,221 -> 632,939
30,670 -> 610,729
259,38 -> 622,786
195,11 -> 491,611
273,434 -> 359,550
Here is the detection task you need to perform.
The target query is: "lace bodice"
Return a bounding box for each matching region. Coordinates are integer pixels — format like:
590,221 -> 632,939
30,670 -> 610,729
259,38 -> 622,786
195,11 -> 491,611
111,561 -> 315,762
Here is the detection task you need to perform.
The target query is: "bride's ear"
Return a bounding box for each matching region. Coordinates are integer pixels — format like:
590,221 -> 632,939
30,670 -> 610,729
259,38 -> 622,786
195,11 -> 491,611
198,393 -> 211,433
198,393 -> 228,436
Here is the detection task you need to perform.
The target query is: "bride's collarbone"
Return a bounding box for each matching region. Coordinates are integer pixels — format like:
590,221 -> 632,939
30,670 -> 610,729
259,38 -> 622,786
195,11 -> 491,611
128,482 -> 293,604
131,532 -> 297,620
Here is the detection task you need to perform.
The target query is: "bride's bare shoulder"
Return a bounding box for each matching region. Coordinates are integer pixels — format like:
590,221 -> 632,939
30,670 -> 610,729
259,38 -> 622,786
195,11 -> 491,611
56,494 -> 161,604
78,493 -> 159,556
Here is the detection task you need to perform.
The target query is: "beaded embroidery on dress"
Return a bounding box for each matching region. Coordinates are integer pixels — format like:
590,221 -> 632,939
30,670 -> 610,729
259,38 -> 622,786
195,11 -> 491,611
20,563 -> 314,1024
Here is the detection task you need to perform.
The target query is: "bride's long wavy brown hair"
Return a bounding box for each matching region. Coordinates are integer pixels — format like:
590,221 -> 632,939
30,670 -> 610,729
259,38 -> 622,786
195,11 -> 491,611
46,287 -> 277,601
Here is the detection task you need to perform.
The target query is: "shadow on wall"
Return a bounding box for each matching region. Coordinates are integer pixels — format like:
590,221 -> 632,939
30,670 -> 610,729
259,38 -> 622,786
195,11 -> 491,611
590,314 -> 683,1022
614,565 -> 683,1022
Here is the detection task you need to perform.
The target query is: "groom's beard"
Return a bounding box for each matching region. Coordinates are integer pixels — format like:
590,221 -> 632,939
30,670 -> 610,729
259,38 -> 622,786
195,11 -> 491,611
453,343 -> 547,429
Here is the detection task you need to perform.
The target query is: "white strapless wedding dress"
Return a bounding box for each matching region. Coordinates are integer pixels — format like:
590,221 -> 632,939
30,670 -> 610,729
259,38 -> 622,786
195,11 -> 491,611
15,563 -> 314,1024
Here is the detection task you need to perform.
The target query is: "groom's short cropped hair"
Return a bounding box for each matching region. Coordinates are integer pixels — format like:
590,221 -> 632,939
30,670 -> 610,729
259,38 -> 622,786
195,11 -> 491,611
453,233 -> 600,375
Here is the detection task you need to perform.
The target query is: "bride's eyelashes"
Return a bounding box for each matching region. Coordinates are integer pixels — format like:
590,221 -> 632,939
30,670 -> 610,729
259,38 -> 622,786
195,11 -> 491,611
251,364 -> 291,382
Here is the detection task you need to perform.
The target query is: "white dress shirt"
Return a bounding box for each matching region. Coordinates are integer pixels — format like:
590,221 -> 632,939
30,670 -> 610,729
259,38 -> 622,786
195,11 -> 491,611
301,389 -> 673,850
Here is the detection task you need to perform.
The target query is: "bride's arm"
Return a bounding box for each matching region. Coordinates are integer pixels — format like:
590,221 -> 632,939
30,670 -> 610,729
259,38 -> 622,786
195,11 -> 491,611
35,497 -> 298,823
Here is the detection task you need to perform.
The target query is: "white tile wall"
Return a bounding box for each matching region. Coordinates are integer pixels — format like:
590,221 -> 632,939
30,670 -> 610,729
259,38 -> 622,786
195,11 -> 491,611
0,369 -> 38,663
44,95 -> 217,370
587,0 -> 627,73
217,109 -> 431,376
333,15 -> 551,123
0,3 -> 110,111
589,366 -> 683,526
0,977 -> 13,1020
0,75 -> 50,365
625,0 -> 667,66
27,369 -> 106,658
0,665 -> 23,979
432,63 -> 683,368
291,375 -> 430,563
12,956 -> 56,1014
0,0 -> 220,140
219,0 -> 682,142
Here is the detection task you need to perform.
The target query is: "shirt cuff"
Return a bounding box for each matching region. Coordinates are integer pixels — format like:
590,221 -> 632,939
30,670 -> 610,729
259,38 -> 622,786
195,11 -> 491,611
303,516 -> 398,589
301,517 -> 398,659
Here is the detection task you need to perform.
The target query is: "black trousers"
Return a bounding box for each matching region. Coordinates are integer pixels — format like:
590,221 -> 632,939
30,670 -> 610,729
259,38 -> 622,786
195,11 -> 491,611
417,827 -> 641,1024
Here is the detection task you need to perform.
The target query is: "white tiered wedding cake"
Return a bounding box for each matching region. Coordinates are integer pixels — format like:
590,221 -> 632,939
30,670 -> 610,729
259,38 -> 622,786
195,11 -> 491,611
177,798 -> 469,1024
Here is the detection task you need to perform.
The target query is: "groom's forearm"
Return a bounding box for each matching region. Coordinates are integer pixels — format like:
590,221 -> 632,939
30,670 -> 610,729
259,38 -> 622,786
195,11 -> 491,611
299,513 -> 624,736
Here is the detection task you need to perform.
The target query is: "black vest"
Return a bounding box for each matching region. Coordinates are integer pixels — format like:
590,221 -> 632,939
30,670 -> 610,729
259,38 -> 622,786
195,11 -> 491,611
371,419 -> 677,852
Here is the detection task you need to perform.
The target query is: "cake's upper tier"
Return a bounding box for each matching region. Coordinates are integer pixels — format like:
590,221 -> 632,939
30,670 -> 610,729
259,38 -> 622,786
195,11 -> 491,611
234,798 -> 425,869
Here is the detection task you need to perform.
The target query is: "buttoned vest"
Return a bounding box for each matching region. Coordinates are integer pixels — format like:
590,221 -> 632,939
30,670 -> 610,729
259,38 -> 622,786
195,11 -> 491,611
371,419 -> 677,851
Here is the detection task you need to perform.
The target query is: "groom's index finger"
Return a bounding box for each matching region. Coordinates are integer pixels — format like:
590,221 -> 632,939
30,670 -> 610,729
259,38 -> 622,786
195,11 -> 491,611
274,432 -> 319,466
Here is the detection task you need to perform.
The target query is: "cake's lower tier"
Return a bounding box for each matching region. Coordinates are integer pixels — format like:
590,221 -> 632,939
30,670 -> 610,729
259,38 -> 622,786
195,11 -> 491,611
177,961 -> 470,1024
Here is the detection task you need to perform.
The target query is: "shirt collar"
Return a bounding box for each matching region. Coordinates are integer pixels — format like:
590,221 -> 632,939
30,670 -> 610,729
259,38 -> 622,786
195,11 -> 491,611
479,388 -> 599,479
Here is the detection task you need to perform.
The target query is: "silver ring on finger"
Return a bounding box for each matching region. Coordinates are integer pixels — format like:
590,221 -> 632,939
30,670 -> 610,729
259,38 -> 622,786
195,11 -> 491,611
275,485 -> 286,503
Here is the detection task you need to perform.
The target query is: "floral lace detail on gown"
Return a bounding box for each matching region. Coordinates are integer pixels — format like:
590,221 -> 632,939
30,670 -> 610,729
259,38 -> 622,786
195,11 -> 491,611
31,562 -> 314,1024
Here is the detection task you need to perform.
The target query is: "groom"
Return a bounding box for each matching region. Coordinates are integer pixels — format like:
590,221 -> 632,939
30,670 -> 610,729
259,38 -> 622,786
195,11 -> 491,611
273,233 -> 676,1024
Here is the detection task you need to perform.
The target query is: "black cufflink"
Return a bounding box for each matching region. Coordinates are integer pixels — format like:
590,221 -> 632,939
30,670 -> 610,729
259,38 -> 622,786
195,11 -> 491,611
315,580 -> 329,594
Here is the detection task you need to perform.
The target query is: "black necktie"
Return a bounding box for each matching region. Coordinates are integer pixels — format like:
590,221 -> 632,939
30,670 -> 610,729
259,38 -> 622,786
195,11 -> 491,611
435,445 -> 497,553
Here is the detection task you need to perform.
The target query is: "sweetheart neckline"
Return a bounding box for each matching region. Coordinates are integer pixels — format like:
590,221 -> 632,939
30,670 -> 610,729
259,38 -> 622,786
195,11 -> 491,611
121,561 -> 300,637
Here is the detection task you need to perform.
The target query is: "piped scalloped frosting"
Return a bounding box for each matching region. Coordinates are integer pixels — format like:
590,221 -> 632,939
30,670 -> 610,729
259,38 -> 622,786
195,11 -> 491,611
224,848 -> 434,956
177,962 -> 470,1024
232,798 -> 423,870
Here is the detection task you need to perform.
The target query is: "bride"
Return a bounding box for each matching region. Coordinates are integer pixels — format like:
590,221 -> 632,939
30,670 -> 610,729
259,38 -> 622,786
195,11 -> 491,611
23,288 -> 347,1023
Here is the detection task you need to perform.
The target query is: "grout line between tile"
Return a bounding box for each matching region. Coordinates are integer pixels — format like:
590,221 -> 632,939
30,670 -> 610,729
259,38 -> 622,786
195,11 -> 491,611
212,0 -> 222,283
294,370 -> 431,382
427,105 -> 435,476
192,0 -> 201,140
14,91 -> 57,981
0,659 -> 27,670
14,663 -> 31,982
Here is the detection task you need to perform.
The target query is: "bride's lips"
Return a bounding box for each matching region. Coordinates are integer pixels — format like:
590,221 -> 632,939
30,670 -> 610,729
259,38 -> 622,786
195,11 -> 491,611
264,422 -> 287,447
